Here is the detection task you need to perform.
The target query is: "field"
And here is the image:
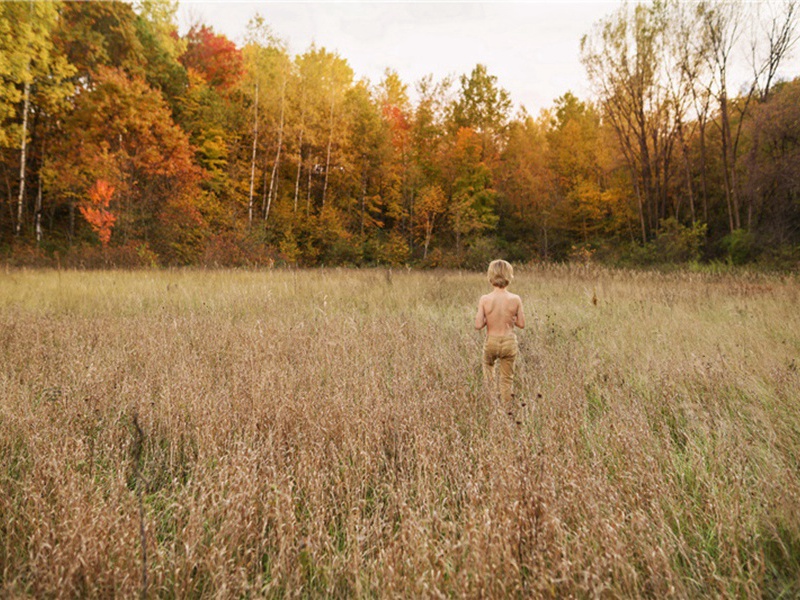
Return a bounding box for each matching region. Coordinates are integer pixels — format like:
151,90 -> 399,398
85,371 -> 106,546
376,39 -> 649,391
1,266 -> 799,598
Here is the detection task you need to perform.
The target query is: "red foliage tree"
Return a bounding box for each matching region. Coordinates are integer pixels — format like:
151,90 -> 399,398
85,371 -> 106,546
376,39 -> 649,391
180,24 -> 243,90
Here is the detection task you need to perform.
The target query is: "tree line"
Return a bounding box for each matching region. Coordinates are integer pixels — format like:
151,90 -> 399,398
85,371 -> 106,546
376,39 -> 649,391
1,0 -> 798,268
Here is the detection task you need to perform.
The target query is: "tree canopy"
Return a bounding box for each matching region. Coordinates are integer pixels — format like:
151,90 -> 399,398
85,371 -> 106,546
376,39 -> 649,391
1,0 -> 798,267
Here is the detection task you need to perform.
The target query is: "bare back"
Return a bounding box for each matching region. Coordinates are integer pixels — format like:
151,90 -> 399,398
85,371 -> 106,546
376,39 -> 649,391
475,288 -> 525,336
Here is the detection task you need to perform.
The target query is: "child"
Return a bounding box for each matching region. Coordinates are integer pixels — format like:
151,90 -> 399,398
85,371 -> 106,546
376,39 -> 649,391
475,259 -> 526,422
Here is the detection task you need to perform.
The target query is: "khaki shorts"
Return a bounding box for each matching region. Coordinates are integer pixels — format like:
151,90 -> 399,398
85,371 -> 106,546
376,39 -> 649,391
482,334 -> 518,407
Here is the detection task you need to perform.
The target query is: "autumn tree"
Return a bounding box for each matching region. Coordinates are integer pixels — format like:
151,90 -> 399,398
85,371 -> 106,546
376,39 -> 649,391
495,111 -> 553,258
56,0 -> 146,82
291,46 -> 353,213
241,16 -> 291,226
581,1 -> 675,242
133,0 -> 187,108
288,51 -> 316,217
547,94 -> 604,244
744,78 -> 800,247
174,23 -> 247,243
79,179 -> 117,247
174,69 -> 234,228
377,69 -> 413,242
2,0 -> 797,267
180,23 -> 243,91
318,49 -> 354,212
445,127 -> 499,259
405,74 -> 451,258
47,67 -> 204,262
414,184 -> 447,260
450,64 -> 512,161
43,0 -> 183,244
343,81 -> 391,246
0,0 -> 74,240
691,1 -> 797,235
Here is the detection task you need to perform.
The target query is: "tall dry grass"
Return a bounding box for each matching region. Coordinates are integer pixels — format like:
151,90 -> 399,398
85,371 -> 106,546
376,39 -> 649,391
1,266 -> 798,598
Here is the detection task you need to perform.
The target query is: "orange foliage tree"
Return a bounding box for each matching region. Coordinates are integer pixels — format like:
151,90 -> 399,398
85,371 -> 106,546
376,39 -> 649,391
79,179 -> 116,247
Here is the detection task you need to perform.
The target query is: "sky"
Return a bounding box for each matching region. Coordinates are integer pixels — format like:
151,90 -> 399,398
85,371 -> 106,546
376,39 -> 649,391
176,1 -> 624,114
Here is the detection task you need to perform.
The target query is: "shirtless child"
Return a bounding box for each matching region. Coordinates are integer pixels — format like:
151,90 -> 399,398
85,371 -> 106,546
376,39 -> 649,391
474,259 -> 526,422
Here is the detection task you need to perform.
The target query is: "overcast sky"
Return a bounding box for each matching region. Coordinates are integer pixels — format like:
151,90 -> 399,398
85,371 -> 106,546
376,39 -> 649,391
177,1 -> 625,114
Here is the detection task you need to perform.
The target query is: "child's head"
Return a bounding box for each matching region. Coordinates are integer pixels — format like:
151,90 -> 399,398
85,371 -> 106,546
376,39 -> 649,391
487,259 -> 513,288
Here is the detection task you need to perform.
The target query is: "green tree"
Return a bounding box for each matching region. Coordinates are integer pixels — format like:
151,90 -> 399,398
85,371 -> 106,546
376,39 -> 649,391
175,69 -> 234,228
56,1 -> 146,82
451,64 -> 511,136
133,0 -> 187,108
450,63 -> 512,161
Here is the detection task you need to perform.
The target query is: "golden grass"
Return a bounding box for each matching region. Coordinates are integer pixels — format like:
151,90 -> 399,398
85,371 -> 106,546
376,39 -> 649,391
1,266 -> 799,598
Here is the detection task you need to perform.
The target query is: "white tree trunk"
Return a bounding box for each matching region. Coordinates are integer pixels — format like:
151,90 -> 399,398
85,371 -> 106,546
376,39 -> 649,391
293,126 -> 304,213
15,79 -> 31,236
248,83 -> 259,229
35,168 -> 43,244
266,79 -> 286,223
321,93 -> 335,209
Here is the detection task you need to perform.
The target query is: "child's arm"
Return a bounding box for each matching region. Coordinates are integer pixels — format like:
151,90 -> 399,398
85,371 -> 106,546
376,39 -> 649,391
514,297 -> 526,329
474,296 -> 487,330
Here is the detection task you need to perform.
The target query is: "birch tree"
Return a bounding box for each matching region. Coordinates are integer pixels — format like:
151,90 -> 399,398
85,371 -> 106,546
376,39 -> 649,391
1,0 -> 73,238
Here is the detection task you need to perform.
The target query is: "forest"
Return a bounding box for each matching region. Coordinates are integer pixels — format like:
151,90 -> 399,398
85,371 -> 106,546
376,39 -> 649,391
1,0 -> 798,268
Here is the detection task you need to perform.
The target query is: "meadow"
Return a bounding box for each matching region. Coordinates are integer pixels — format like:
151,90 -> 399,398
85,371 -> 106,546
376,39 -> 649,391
1,266 -> 798,598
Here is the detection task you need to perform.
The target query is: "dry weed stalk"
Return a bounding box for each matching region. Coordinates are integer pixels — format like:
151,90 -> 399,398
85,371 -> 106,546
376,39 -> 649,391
131,411 -> 148,599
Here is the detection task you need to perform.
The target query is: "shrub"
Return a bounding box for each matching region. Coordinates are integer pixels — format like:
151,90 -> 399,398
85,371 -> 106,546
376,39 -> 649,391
199,233 -> 275,268
58,241 -> 159,269
721,228 -> 756,265
568,243 -> 596,265
278,231 -> 301,267
419,247 -> 443,268
654,218 -> 707,263
1,243 -> 51,267
462,236 -> 502,270
323,237 -> 361,266
376,232 -> 410,267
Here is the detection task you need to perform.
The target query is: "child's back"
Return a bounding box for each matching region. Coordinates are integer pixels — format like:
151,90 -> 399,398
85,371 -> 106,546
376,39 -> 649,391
479,288 -> 524,336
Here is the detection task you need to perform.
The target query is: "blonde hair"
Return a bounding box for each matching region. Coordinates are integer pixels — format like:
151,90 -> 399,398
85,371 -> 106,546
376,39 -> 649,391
487,259 -> 513,288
